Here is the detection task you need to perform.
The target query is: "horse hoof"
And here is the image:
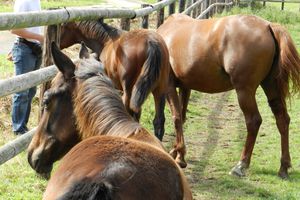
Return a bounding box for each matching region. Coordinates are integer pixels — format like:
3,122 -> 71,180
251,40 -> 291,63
278,169 -> 289,179
229,161 -> 246,177
169,148 -> 177,159
176,159 -> 187,168
175,154 -> 187,168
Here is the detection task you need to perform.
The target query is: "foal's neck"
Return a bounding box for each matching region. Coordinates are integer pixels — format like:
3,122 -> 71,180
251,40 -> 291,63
74,76 -> 164,150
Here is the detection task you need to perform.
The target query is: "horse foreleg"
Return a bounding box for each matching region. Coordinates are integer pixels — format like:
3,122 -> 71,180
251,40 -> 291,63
230,89 -> 262,177
179,88 -> 191,124
166,84 -> 187,168
262,83 -> 291,179
152,90 -> 166,141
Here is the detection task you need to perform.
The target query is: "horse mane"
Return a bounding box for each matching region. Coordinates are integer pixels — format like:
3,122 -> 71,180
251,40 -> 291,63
73,64 -> 141,139
76,20 -> 123,43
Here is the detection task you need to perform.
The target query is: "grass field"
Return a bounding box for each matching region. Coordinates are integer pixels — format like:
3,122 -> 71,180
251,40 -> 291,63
1,4 -> 300,200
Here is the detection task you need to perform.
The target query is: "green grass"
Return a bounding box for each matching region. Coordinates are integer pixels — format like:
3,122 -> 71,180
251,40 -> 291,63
1,4 -> 300,200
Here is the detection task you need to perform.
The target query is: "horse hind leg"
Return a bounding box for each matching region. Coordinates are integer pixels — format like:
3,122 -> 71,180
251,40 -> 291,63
230,88 -> 262,177
166,81 -> 187,168
179,87 -> 191,124
261,81 -> 291,179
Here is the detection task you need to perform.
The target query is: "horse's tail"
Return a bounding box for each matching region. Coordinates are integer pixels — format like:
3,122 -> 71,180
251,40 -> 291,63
269,23 -> 300,103
129,40 -> 162,113
59,180 -> 114,200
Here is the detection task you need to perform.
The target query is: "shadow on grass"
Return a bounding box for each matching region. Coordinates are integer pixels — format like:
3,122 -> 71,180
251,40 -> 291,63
186,92 -> 280,199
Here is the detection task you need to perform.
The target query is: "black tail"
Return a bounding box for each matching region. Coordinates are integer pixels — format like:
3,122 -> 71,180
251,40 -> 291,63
58,180 -> 114,200
129,40 -> 162,113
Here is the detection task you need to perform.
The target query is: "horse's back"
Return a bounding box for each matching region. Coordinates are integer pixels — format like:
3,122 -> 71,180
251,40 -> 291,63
158,14 -> 276,93
44,136 -> 188,200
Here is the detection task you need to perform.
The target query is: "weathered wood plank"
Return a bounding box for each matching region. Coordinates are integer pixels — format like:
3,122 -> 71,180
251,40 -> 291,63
197,2 -> 233,19
0,128 -> 36,165
141,4 -> 150,29
120,18 -> 131,30
183,0 -> 206,15
0,65 -> 58,97
0,7 -> 136,31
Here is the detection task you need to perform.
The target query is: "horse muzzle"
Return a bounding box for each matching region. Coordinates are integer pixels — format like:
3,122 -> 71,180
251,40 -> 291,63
27,149 -> 53,180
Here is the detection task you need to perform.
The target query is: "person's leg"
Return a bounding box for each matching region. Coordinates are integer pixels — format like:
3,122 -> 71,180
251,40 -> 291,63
25,53 -> 42,126
11,42 -> 37,134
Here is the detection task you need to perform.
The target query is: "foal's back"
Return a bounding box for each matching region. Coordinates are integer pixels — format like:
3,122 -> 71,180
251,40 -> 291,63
43,136 -> 191,200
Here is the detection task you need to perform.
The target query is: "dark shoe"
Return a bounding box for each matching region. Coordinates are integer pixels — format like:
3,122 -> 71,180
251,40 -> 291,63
13,130 -> 26,135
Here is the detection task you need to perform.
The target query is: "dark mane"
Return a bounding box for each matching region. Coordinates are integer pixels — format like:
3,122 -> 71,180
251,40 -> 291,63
76,20 -> 123,43
73,63 -> 141,139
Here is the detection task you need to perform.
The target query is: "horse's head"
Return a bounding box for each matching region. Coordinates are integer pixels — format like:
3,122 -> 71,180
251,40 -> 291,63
60,22 -> 80,49
27,42 -> 104,178
60,19 -> 123,60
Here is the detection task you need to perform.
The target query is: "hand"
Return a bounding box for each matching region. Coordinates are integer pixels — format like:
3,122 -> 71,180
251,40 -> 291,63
6,51 -> 13,61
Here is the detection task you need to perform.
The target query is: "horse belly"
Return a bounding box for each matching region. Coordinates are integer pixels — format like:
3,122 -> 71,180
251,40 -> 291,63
174,63 -> 233,93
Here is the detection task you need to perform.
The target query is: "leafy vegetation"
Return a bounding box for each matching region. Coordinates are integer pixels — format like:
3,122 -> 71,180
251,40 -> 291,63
1,3 -> 300,200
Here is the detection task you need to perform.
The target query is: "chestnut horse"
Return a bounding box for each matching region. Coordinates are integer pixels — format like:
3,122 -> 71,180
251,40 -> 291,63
28,43 -> 192,199
60,20 -> 170,140
157,14 -> 300,178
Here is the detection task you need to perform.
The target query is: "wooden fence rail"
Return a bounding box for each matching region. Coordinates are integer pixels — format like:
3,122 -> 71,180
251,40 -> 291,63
197,2 -> 233,18
0,0 -> 232,165
0,65 -> 57,98
0,128 -> 36,165
0,0 -> 176,31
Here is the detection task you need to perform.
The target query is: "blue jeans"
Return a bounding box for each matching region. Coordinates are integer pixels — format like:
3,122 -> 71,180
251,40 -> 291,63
11,41 -> 42,133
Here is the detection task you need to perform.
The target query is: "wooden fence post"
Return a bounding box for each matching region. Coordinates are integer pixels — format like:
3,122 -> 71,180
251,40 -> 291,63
192,0 -> 197,18
196,0 -> 202,17
169,1 -> 176,16
157,0 -> 165,28
178,0 -> 186,13
205,0 -> 210,18
141,4 -> 149,29
281,0 -> 285,10
186,0 -> 192,16
120,18 -> 130,31
39,24 -> 60,120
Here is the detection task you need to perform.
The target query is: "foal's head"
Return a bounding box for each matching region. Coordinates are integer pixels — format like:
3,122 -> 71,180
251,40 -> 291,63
27,42 -> 104,178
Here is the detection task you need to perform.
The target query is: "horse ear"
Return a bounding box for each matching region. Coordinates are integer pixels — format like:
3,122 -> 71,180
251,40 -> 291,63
79,41 -> 90,59
51,42 -> 75,80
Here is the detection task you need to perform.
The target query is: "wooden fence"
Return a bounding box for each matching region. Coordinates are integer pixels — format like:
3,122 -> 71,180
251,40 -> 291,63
0,0 -> 233,165
238,0 -> 300,10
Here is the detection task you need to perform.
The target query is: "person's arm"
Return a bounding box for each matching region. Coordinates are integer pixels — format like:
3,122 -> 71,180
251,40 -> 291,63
10,29 -> 43,44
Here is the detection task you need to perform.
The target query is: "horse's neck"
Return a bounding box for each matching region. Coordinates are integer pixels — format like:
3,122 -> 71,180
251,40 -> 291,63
73,84 -> 141,140
74,85 -> 164,150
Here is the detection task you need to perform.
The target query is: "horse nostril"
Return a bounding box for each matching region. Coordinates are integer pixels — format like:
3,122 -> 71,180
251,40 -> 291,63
28,150 -> 41,171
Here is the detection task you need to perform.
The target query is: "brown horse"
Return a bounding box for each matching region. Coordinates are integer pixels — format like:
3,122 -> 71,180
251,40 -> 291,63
157,14 -> 300,178
60,19 -> 170,140
43,136 -> 192,200
28,43 -> 192,199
